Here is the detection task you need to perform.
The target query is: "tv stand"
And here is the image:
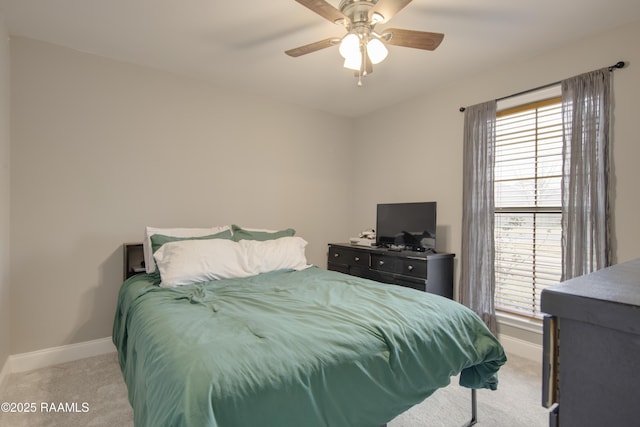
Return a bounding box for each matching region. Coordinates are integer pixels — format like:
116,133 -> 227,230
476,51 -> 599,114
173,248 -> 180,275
327,243 -> 454,299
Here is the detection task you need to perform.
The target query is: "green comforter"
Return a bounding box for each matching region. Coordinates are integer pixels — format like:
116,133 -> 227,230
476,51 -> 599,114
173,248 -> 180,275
113,267 -> 506,427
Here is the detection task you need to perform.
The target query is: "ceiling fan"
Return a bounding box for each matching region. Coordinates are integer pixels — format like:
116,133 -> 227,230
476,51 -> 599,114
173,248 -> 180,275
285,0 -> 444,86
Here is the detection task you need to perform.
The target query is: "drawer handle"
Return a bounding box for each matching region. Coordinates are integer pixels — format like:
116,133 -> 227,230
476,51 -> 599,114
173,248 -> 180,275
379,260 -> 384,266
354,257 -> 360,262
334,253 -> 340,258
407,265 -> 414,271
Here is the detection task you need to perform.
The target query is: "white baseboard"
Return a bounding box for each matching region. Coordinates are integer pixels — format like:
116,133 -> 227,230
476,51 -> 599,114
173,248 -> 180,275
7,337 -> 116,374
499,333 -> 542,365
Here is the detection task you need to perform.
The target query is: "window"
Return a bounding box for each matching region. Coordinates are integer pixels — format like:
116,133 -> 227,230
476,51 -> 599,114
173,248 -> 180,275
494,96 -> 563,320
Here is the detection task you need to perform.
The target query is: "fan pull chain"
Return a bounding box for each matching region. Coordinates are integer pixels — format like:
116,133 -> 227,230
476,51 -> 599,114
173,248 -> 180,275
357,43 -> 364,87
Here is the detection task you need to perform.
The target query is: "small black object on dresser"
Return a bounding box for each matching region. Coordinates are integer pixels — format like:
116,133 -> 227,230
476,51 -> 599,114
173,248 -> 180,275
327,243 -> 454,299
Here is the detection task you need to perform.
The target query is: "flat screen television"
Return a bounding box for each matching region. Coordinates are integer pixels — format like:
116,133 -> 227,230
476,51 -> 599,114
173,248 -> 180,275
376,202 -> 437,252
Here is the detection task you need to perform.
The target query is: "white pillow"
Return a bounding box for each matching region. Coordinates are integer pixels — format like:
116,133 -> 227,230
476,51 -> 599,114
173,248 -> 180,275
236,227 -> 279,233
240,237 -> 309,274
143,225 -> 230,273
154,239 -> 251,287
153,236 -> 310,288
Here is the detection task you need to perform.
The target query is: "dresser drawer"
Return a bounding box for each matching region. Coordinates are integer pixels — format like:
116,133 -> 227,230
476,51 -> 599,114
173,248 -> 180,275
328,246 -> 369,268
371,254 -> 426,279
400,258 -> 427,279
370,254 -> 399,274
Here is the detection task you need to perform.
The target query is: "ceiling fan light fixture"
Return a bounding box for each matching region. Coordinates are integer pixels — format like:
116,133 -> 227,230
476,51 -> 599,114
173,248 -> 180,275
371,12 -> 384,24
339,33 -> 360,59
343,49 -> 363,70
286,0 -> 445,84
366,37 -> 388,64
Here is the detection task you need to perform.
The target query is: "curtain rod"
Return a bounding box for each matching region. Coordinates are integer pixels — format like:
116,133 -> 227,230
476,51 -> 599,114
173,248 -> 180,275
458,61 -> 626,112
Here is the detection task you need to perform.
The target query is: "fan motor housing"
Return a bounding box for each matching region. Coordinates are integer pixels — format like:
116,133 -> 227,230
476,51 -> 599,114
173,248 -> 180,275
339,0 -> 377,24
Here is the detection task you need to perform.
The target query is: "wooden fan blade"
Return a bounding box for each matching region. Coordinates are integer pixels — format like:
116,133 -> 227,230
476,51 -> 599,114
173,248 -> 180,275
285,37 -> 337,57
370,0 -> 413,23
383,28 -> 444,51
294,0 -> 347,24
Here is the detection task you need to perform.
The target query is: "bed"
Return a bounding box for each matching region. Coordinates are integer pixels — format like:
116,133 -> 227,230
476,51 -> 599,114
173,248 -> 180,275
113,227 -> 506,427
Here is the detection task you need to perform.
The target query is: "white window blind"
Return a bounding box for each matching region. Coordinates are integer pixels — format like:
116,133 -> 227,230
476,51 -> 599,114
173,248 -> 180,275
494,97 -> 563,319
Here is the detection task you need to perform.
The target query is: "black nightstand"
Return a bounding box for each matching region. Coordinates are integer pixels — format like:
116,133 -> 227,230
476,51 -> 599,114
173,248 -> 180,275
123,243 -> 145,280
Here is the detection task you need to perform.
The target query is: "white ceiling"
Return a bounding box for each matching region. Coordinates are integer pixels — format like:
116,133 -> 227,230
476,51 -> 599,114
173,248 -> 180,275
1,0 -> 639,117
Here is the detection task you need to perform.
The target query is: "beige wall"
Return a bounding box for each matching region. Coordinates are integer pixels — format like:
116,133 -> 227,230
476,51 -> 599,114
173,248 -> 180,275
10,37 -> 354,354
8,20 -> 640,357
351,19 -> 640,270
0,13 -> 11,370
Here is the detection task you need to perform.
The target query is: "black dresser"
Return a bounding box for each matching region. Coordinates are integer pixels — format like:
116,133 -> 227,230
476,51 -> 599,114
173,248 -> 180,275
541,258 -> 640,427
327,243 -> 454,299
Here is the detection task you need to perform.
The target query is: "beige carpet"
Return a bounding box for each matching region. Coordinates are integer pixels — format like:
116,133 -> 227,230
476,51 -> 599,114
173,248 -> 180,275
0,352 -> 132,427
0,351 -> 547,426
389,354 -> 548,427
